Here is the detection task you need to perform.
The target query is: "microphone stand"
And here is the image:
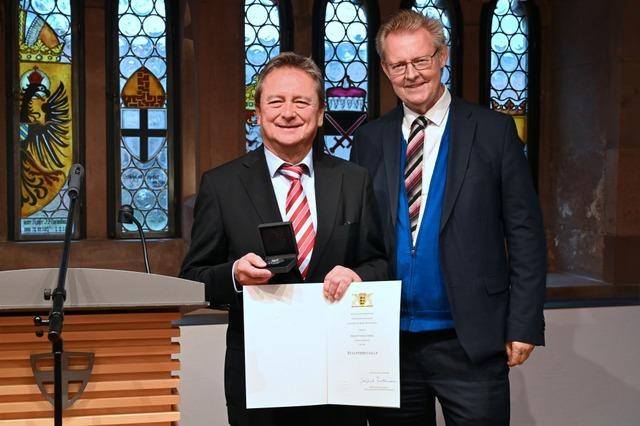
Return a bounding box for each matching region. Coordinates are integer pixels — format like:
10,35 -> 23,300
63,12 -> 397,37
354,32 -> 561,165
118,204 -> 150,273
41,164 -> 83,426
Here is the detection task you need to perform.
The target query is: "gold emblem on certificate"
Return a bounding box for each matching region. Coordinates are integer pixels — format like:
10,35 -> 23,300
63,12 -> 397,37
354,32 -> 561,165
352,292 -> 373,308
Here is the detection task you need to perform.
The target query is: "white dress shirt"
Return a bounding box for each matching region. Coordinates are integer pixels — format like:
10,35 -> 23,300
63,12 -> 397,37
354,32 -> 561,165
401,87 -> 452,241
233,147 -> 318,292
263,146 -> 318,230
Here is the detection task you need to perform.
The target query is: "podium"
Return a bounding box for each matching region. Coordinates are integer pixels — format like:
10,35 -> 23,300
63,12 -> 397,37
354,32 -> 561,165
0,268 -> 206,425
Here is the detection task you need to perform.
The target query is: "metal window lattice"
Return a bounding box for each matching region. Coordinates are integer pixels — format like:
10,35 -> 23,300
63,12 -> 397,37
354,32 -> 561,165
244,0 -> 281,151
117,0 -> 170,234
411,0 -> 453,89
322,0 -> 369,160
489,0 -> 529,147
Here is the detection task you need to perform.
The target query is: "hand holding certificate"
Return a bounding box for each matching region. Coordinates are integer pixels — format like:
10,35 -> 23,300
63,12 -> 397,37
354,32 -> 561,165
243,280 -> 401,409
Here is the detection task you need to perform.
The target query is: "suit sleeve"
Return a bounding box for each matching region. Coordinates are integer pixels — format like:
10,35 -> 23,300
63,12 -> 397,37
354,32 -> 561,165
352,170 -> 389,282
179,174 -> 239,308
349,130 -> 361,163
500,118 -> 546,345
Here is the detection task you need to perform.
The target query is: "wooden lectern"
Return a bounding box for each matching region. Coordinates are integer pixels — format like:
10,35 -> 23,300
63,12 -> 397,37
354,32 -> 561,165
0,268 -> 206,425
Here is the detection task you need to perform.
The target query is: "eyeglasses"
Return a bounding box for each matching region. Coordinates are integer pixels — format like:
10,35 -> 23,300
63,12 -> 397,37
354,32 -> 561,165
384,48 -> 441,76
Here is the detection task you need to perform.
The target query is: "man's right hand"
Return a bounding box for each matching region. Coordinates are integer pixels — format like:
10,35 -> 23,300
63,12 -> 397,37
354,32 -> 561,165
234,252 -> 274,286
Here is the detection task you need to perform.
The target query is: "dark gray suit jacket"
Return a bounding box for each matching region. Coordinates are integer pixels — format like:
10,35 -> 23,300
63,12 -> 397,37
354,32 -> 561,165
180,146 -> 388,342
351,97 -> 546,362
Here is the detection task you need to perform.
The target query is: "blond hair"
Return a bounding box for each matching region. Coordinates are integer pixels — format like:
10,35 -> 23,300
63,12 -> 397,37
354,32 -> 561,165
376,10 -> 447,60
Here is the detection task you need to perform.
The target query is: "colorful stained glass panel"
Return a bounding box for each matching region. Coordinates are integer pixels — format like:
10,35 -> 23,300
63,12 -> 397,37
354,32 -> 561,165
490,0 -> 529,148
17,0 -> 75,237
117,0 -> 170,234
323,0 -> 368,160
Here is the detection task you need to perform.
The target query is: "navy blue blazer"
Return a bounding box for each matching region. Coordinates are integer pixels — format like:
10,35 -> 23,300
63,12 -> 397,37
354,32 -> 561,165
351,97 -> 546,362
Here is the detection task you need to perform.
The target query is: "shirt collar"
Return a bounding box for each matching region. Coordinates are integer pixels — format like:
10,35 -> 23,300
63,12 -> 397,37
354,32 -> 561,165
402,86 -> 452,129
264,146 -> 314,178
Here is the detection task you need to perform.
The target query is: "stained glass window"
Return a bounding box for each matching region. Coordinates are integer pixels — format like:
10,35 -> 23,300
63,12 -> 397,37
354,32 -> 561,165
245,0 -> 282,151
410,0 -> 455,89
113,0 -> 174,236
489,0 -> 529,152
12,0 -> 78,239
322,0 -> 370,160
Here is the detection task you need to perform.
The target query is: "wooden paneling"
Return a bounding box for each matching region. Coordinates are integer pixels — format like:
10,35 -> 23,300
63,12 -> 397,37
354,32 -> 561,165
0,412 -> 179,426
84,3 -> 108,238
189,0 -> 245,178
0,0 -> 7,241
0,239 -> 187,277
0,311 -> 181,425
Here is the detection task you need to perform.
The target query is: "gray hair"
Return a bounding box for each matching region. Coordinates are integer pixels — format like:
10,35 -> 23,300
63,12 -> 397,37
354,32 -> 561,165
255,52 -> 324,106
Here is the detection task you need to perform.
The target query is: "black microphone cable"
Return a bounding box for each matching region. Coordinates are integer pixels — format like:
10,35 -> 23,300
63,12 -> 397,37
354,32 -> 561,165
118,204 -> 151,274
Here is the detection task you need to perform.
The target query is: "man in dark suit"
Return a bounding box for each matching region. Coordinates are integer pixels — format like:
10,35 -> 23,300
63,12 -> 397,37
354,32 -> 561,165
350,10 -> 546,426
180,52 -> 387,426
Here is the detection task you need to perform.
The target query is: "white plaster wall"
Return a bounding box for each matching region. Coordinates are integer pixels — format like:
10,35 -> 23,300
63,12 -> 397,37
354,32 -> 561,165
178,323 -> 229,426
179,305 -> 640,426
507,305 -> 640,425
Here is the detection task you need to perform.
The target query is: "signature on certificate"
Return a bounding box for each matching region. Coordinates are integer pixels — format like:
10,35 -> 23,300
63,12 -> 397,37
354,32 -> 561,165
360,375 -> 398,385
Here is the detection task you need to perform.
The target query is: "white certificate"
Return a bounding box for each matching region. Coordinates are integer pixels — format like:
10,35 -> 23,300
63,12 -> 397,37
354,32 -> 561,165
243,280 -> 401,409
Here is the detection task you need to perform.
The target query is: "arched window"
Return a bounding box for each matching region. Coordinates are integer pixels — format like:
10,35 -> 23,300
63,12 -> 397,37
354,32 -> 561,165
108,0 -> 177,237
481,0 -> 539,175
9,0 -> 82,240
405,0 -> 461,93
244,0 -> 293,151
315,0 -> 378,160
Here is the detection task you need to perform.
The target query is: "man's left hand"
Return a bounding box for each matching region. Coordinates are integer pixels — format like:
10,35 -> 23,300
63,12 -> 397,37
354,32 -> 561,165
323,266 -> 361,302
506,341 -> 535,367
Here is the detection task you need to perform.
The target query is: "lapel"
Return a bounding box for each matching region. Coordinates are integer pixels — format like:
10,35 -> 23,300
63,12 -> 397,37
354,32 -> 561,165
238,147 -> 282,224
382,105 -> 404,228
440,97 -> 476,232
306,150 -> 341,279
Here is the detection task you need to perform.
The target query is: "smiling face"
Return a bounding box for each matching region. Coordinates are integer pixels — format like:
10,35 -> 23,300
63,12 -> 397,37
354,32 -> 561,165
256,67 -> 324,163
381,28 -> 448,114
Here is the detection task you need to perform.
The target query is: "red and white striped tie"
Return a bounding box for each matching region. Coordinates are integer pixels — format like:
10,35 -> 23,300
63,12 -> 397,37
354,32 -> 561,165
405,116 -> 428,240
280,164 -> 315,279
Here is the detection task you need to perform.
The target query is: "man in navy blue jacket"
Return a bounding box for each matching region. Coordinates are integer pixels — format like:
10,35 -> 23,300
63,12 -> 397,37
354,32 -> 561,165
350,10 -> 546,426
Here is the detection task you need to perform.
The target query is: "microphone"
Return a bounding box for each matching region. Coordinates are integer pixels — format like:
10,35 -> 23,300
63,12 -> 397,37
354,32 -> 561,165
67,164 -> 84,199
118,204 -> 151,274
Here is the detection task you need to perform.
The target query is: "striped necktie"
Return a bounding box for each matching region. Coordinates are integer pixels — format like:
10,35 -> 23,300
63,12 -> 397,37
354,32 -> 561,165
405,115 -> 429,240
279,164 -> 315,279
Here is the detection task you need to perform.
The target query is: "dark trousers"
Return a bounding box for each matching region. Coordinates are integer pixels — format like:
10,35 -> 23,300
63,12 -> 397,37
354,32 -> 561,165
225,345 -> 366,426
368,330 -> 510,426
227,404 -> 365,426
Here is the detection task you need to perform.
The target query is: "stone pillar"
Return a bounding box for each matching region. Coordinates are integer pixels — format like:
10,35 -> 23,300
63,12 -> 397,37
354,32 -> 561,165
547,0 -> 640,284
602,0 -> 640,284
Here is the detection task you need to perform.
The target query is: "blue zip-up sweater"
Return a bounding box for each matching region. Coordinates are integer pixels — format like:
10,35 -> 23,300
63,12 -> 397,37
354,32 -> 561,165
396,118 -> 454,332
